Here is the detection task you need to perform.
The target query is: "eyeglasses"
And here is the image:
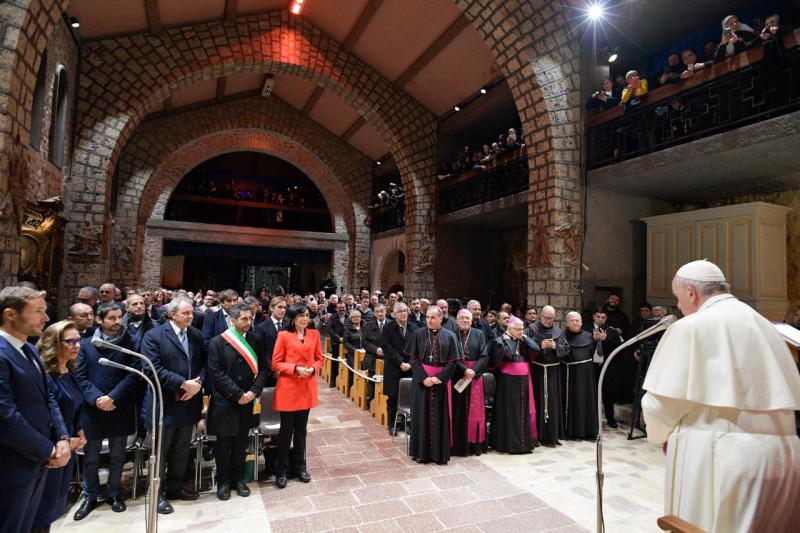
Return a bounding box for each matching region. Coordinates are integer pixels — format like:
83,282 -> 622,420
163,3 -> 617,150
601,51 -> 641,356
62,338 -> 81,346
541,316 -> 556,321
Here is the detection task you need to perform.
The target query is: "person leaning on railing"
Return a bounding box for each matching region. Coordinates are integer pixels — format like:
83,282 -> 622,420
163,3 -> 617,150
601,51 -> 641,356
585,77 -> 621,113
620,70 -> 649,111
715,15 -> 755,60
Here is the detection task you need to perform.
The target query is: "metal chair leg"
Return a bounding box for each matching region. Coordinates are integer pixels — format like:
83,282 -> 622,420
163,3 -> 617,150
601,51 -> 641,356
392,412 -> 401,442
404,415 -> 410,455
194,438 -> 203,492
132,449 -> 139,500
252,432 -> 259,482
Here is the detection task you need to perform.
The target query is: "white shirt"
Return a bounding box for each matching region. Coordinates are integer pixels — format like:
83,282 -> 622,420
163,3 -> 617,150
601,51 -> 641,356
169,320 -> 186,338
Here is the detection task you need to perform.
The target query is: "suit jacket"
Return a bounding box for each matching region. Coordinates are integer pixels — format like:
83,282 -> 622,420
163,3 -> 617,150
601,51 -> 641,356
326,313 -> 347,350
202,308 -> 229,352
76,330 -> 140,439
408,312 -> 424,329
207,331 -> 270,436
0,336 -> 68,486
121,312 -> 155,346
271,329 -> 323,411
141,322 -> 206,428
255,318 -> 285,387
383,320 -> 419,398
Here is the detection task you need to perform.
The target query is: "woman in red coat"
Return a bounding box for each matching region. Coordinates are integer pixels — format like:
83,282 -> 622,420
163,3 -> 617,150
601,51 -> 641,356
271,302 -> 323,488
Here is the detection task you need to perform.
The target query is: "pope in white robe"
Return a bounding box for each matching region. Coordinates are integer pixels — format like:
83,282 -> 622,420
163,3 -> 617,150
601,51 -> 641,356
642,260 -> 800,533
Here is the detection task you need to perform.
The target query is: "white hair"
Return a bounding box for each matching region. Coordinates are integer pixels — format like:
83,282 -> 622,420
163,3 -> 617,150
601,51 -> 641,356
674,276 -> 731,296
566,311 -> 581,320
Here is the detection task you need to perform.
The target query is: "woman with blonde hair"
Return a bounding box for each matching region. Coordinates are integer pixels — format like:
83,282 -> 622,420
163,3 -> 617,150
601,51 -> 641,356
31,320 -> 87,532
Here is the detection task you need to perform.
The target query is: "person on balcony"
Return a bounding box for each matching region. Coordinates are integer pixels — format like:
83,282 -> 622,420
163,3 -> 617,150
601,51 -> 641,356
585,77 -> 620,112
751,14 -> 789,66
715,15 -> 755,61
657,53 -> 685,86
620,70 -> 649,111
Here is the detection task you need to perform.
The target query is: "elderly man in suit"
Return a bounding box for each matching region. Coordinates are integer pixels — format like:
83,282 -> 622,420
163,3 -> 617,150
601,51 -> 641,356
202,289 -> 239,352
142,297 -> 206,515
74,302 -> 140,520
69,302 -> 96,339
0,286 -> 70,533
383,302 -> 418,435
207,303 -> 270,500
121,293 -> 155,347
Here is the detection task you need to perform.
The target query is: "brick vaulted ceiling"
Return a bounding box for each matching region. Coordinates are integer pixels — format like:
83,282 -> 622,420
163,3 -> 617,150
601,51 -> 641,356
65,0 -> 503,162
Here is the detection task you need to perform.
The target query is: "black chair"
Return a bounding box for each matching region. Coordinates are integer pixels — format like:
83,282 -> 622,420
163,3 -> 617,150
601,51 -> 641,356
391,378 -> 412,454
253,387 -> 280,481
482,372 -> 496,437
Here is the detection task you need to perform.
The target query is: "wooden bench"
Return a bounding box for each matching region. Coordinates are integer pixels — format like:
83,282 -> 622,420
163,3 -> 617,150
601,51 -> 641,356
350,349 -> 368,409
657,515 -> 706,533
369,357 -> 388,425
335,344 -> 350,397
320,337 -> 332,383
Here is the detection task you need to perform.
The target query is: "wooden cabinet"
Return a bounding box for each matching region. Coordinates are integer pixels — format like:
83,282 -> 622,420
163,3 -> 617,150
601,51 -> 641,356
642,202 -> 789,320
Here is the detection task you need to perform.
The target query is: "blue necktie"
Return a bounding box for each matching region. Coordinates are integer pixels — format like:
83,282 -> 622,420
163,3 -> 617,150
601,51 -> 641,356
179,330 -> 190,360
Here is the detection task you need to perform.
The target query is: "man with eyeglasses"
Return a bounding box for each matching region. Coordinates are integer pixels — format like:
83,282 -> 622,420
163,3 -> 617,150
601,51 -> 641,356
77,286 -> 99,312
526,305 -> 569,446
74,302 -> 139,520
99,283 -> 125,314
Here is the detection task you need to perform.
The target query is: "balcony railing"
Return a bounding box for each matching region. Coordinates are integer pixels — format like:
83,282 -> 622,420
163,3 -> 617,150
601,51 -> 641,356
586,30 -> 800,170
437,151 -> 529,215
369,203 -> 405,234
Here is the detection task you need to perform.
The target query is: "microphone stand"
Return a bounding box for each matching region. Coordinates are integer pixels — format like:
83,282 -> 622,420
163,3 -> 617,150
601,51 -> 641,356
94,338 -> 164,533
595,316 -> 677,533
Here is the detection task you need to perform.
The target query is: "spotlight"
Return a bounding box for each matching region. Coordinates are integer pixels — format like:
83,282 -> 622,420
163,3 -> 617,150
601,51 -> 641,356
480,88 -> 487,95
608,53 -> 618,63
68,16 -> 80,28
376,161 -> 382,166
607,45 -> 620,63
454,105 -> 461,112
290,0 -> 304,15
587,3 -> 604,21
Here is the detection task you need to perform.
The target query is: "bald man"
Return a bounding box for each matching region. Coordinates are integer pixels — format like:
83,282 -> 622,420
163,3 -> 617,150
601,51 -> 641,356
436,299 -> 457,332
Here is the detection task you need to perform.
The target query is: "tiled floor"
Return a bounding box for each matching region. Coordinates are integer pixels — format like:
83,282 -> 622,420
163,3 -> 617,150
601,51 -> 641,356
52,380 -> 664,532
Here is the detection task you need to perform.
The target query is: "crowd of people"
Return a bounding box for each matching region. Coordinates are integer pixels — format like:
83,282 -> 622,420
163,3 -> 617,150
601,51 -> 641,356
438,126 -> 526,181
175,176 -> 322,209
586,12 -> 792,114
0,277 -> 676,531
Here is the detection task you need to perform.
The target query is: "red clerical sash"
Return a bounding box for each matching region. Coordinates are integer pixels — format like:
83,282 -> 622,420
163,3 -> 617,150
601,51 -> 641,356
464,361 -> 486,443
498,362 -> 537,441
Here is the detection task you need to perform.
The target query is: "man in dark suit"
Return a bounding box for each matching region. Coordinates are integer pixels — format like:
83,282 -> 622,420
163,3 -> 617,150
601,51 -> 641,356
255,296 -> 286,388
585,307 -> 624,428
207,303 -> 270,500
0,286 -> 70,533
324,301 -> 347,387
69,302 -> 96,339
365,303 -> 392,403
141,290 -> 161,322
121,293 -> 155,348
383,301 -> 418,435
408,298 -> 424,328
466,299 -> 495,340
142,297 -> 206,514
74,302 -> 140,520
202,289 -> 238,352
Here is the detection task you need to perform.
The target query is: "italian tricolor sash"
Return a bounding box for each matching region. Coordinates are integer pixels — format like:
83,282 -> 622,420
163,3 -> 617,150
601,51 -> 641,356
221,327 -> 258,374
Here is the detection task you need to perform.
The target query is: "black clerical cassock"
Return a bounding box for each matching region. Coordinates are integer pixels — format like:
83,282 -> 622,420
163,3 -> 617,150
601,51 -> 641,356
489,333 -> 539,453
562,329 -> 599,440
451,327 -> 489,456
527,320 -> 569,445
404,326 -> 459,464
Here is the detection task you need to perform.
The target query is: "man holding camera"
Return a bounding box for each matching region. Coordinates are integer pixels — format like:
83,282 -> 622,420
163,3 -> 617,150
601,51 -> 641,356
586,308 -> 623,428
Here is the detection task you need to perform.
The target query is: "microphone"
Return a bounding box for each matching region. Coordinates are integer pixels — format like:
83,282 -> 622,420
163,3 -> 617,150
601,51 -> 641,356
97,345 -> 164,533
595,314 -> 678,532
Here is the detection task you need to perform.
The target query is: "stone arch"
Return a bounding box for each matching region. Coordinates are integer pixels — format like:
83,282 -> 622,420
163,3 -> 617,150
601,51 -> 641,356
67,10 -> 440,297
112,95 -> 373,292
379,248 -> 406,294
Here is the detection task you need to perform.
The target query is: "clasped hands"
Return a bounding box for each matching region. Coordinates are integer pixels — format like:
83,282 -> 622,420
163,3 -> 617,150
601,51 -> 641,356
295,365 -> 314,378
238,390 -> 256,405
422,376 -> 442,387
180,377 -> 202,401
48,438 -> 73,468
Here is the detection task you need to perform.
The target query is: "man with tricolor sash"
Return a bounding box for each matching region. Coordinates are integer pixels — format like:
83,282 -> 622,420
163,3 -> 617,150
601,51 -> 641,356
207,303 -> 270,501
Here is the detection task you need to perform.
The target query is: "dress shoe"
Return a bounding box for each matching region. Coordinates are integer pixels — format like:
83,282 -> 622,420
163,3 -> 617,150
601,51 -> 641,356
234,482 -> 251,497
276,474 -> 288,489
216,482 -> 231,501
108,496 -> 127,513
607,419 -> 619,429
157,497 -> 174,514
73,498 -> 101,521
166,488 -> 199,501
293,470 -> 311,483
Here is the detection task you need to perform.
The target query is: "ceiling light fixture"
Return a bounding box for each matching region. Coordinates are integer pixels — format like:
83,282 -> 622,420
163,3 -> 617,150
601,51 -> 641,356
261,74 -> 275,97
68,16 -> 80,28
587,3 -> 604,21
290,0 -> 304,15
608,53 -> 618,63
454,105 -> 461,112
376,161 -> 382,166
480,88 -> 487,95
607,45 -> 620,63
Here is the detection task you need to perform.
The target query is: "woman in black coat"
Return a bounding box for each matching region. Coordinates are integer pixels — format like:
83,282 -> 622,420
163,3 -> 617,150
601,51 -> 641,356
207,303 -> 270,500
32,321 -> 87,532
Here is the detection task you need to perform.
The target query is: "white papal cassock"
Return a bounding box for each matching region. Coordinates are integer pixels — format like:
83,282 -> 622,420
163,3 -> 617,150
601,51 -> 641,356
642,293 -> 800,533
